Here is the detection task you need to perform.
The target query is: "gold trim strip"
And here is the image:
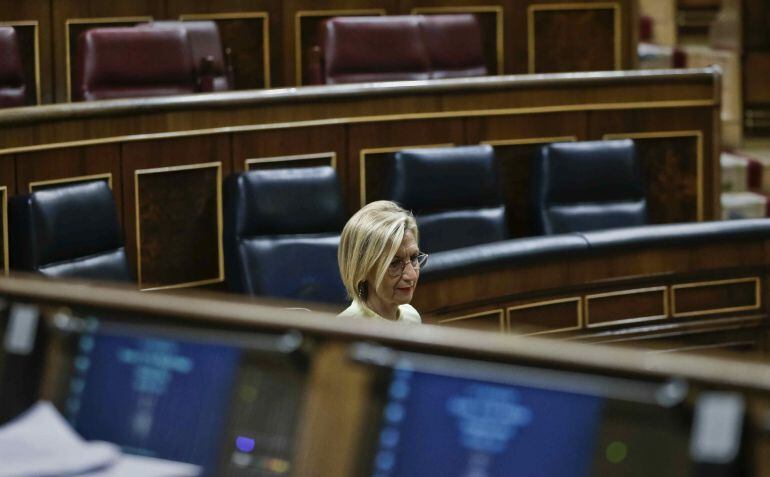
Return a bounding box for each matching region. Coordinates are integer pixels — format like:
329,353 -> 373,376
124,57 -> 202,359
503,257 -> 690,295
0,99 -> 716,156
438,309 -> 505,333
134,161 -> 223,291
1,187 -> 7,276
180,12 -> 272,89
65,16 -> 154,102
411,6 -> 505,75
603,130 -> 704,221
671,277 -> 761,318
481,136 -> 577,146
28,172 -> 113,192
527,2 -> 621,73
0,21 -> 41,105
141,276 -> 224,292
294,9 -> 387,85
507,296 -> 582,335
359,143 -> 453,207
584,286 -> 668,328
245,151 -> 337,171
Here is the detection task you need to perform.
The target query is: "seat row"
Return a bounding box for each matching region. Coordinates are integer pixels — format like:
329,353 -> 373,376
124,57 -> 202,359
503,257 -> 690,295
1,14 -> 489,107
0,21 -> 231,107
6,140 -> 647,306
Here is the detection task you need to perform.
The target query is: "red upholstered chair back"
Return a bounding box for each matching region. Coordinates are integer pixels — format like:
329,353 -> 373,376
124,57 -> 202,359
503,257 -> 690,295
420,14 -> 488,79
140,21 -> 231,92
320,16 -> 431,84
75,27 -> 196,101
0,26 -> 27,108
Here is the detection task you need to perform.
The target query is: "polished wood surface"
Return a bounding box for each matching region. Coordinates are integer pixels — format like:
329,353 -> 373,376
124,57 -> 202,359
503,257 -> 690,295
0,69 -> 721,289
413,231 -> 770,351
0,0 -> 638,103
1,272 -> 770,474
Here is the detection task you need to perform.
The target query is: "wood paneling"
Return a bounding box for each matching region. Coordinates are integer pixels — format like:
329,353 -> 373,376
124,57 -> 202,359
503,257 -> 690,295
436,308 -> 505,332
507,297 -> 581,333
528,3 -> 620,73
122,135 -> 230,289
585,287 -> 667,327
672,277 -> 760,318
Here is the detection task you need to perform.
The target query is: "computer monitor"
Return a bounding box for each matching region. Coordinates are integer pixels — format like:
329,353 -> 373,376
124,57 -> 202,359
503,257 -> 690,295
355,346 -> 693,477
52,316 -> 307,477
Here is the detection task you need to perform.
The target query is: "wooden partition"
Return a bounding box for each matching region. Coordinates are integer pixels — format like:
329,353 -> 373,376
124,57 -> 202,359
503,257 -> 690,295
0,69 -> 721,291
0,0 -> 638,103
2,274 -> 770,475
413,227 -> 770,353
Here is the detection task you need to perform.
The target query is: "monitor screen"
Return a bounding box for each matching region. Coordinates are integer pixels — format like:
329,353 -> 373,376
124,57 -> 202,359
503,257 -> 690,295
61,320 -> 306,477
364,355 -> 692,477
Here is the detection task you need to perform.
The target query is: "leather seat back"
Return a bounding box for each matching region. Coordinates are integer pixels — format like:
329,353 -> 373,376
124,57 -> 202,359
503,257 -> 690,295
140,21 -> 230,92
320,16 -> 431,84
0,27 -> 26,108
9,181 -> 132,282
532,139 -> 648,234
420,14 -> 487,79
75,27 -> 196,101
224,166 -> 348,304
388,145 -> 508,253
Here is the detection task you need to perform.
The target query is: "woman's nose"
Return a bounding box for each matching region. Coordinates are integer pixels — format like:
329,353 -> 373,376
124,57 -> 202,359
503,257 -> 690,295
402,261 -> 419,280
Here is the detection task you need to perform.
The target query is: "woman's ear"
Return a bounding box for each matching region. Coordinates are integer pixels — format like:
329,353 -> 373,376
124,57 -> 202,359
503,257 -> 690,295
357,281 -> 368,300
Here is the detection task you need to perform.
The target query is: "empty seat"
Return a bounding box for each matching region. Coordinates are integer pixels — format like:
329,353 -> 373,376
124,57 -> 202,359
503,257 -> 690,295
75,27 -> 196,101
320,16 -> 431,84
420,14 -> 487,79
386,145 -> 508,253
140,21 -> 230,92
0,26 -> 26,108
532,139 -> 648,234
314,15 -> 488,85
9,181 -> 132,281
223,166 -> 347,304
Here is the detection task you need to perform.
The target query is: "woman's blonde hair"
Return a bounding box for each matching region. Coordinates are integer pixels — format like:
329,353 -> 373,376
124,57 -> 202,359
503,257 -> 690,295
338,200 -> 419,307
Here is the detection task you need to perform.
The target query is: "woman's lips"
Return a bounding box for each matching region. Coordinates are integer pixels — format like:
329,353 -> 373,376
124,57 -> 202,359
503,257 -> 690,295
396,286 -> 413,293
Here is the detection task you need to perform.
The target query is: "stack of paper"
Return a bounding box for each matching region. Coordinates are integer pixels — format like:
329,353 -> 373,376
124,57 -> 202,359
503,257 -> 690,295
0,402 -> 200,477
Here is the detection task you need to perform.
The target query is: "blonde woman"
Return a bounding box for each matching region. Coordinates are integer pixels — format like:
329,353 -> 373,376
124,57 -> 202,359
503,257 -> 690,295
337,201 -> 428,323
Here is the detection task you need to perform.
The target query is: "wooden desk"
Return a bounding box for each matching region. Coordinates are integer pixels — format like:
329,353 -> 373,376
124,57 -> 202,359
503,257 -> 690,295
0,274 -> 768,475
0,69 -> 721,291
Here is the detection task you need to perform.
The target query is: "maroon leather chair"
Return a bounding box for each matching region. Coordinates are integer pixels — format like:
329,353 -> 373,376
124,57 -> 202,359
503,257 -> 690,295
320,16 -> 431,84
0,26 -> 27,108
420,14 -> 487,79
140,21 -> 231,92
75,27 -> 196,101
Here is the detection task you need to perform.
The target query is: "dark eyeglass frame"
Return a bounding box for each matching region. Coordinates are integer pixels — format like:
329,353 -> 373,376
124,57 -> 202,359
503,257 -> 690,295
387,252 -> 429,277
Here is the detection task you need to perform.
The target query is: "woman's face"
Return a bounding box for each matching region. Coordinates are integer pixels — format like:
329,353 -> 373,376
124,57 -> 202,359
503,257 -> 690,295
368,230 -> 420,311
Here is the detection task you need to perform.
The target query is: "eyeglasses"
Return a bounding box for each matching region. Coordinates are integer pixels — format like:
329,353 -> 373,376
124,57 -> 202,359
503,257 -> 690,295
387,252 -> 429,277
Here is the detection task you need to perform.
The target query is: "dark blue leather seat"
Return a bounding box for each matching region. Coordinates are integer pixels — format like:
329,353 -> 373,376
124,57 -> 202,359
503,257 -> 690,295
387,145 -> 508,253
532,139 -> 648,234
9,181 -> 132,281
223,166 -> 348,304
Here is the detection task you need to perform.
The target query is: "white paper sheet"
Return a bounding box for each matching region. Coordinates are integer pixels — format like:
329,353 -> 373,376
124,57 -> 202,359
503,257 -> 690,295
0,401 -> 201,477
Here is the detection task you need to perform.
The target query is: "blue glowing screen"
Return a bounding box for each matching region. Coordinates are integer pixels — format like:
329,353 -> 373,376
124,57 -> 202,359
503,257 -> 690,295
371,367 -> 604,477
66,332 -> 240,472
